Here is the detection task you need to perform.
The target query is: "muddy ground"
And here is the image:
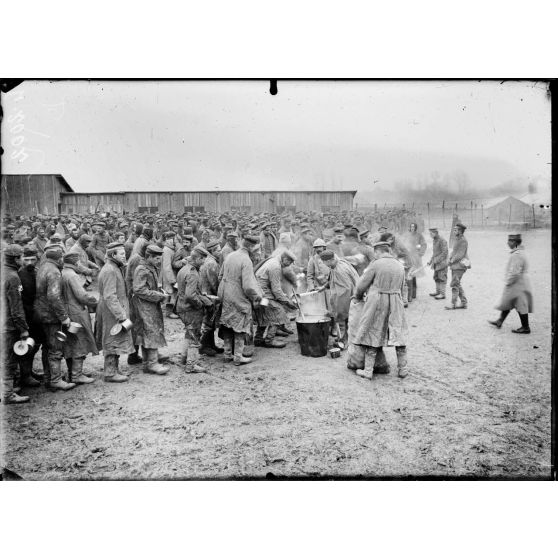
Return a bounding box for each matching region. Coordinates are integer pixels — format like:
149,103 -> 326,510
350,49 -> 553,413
1,229 -> 552,479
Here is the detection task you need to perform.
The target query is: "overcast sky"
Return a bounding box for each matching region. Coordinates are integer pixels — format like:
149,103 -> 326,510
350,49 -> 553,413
1,80 -> 551,198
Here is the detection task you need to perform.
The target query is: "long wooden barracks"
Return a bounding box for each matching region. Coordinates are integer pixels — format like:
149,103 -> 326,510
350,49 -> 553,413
1,174 -> 356,216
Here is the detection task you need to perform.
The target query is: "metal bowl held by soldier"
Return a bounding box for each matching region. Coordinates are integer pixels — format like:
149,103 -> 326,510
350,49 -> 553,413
110,319 -> 133,336
67,322 -> 83,334
55,330 -> 68,342
13,340 -> 30,356
260,297 -> 270,307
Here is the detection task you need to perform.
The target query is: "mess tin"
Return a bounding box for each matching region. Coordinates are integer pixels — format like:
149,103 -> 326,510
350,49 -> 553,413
55,330 -> 67,342
14,339 -> 34,355
67,322 -> 83,334
110,318 -> 133,336
329,347 -> 341,359
260,297 -> 269,307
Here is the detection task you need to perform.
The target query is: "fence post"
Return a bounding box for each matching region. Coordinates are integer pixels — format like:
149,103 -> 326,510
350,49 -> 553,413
442,200 -> 445,228
532,204 -> 536,228
470,200 -> 473,227
427,202 -> 430,227
508,203 -> 512,229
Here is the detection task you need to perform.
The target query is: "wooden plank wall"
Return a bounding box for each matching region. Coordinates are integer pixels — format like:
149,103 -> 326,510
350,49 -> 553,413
1,175 -> 67,216
57,191 -> 354,214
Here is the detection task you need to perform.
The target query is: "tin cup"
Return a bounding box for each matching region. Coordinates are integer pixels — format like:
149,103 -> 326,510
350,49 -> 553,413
26,337 -> 36,350
329,347 -> 341,359
121,318 -> 133,331
67,322 -> 83,334
55,330 -> 67,342
13,340 -> 29,356
260,297 -> 269,307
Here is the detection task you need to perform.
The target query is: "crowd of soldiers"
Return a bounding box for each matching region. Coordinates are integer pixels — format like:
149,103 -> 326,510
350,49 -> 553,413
2,204 -> 531,405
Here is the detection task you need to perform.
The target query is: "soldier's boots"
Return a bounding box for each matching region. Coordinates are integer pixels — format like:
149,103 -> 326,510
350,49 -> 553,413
104,374 -> 129,383
242,343 -> 255,358
143,349 -> 169,375
71,357 -> 95,384
49,379 -> 76,391
205,329 -> 225,353
233,333 -> 252,365
103,354 -> 128,383
127,349 -> 143,365
199,332 -> 217,357
48,359 -> 76,391
512,314 -> 530,334
263,338 -> 286,348
223,335 -> 234,362
2,392 -> 30,405
22,376 -> 41,387
396,346 -> 409,378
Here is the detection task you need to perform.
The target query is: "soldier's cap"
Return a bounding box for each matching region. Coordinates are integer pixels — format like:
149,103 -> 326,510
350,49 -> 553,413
93,221 -> 106,227
227,231 -> 239,238
3,244 -> 23,257
319,249 -> 335,261
106,241 -> 125,251
145,244 -> 163,255
6,224 -> 16,230
378,225 -> 388,230
333,226 -> 344,233
119,221 -> 129,228
300,227 -> 312,234
312,238 -> 327,248
455,223 -> 467,230
63,252 -> 80,264
163,230 -> 176,239
44,244 -> 63,254
49,233 -> 62,241
428,227 -> 438,232
508,233 -> 522,241
373,241 -> 391,248
80,234 -> 93,243
347,227 -> 360,236
279,249 -> 296,262
192,245 -> 210,257
183,226 -> 194,236
23,245 -> 38,257
243,235 -> 260,245
358,229 -> 370,239
206,239 -> 221,251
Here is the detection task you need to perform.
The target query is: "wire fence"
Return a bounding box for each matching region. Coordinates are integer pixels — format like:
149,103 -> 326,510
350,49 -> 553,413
356,200 -> 551,231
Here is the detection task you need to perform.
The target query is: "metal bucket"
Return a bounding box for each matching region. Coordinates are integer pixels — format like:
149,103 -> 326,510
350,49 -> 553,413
296,317 -> 330,358
296,290 -> 328,317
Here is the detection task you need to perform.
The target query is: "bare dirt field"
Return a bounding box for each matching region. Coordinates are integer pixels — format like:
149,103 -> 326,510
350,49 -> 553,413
1,229 -> 553,479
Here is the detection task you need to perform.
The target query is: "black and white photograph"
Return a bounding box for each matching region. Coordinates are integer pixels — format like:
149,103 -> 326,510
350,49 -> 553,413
1,79 -> 552,480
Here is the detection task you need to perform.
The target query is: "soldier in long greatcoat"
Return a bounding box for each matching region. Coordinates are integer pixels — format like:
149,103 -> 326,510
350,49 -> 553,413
95,242 -> 134,382
218,235 -> 263,365
161,231 -> 179,319
132,244 -> 169,375
427,227 -> 449,300
60,252 -> 98,384
176,245 -> 213,372
254,251 -> 298,348
34,245 -> 75,391
352,241 -> 409,379
489,233 -> 533,334
319,250 -> 359,346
